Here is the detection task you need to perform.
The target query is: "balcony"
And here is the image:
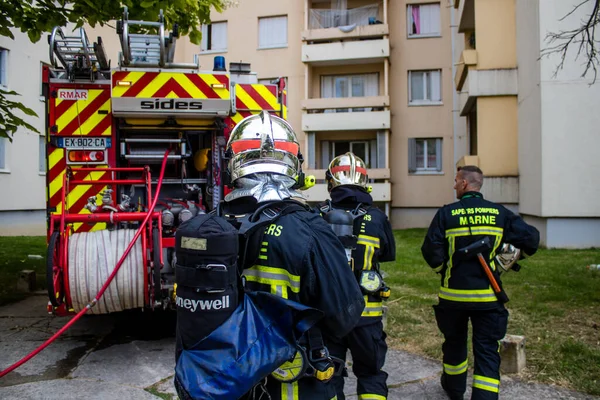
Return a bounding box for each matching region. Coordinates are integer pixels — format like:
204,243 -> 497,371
455,49 -> 478,91
301,96 -> 390,131
459,69 -> 518,116
302,38 -> 389,65
303,1 -> 389,65
457,0 -> 475,33
302,24 -> 388,42
302,181 -> 391,203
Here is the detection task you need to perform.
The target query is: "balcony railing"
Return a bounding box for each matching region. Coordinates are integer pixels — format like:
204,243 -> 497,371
309,4 -> 380,30
302,96 -> 390,131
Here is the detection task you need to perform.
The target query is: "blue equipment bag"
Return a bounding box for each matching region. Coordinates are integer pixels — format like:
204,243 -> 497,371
174,290 -> 322,400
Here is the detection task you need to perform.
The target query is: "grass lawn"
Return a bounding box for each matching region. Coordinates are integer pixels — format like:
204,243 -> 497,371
0,236 -> 47,306
1,232 -> 599,395
383,228 -> 600,396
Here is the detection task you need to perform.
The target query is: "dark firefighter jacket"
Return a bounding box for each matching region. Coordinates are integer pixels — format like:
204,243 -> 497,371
328,186 -> 396,325
228,197 -> 365,340
421,191 -> 540,309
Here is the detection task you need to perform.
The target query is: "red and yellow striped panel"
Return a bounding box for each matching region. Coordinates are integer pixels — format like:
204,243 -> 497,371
112,71 -> 230,99
47,145 -> 109,233
231,84 -> 286,125
51,88 -> 112,136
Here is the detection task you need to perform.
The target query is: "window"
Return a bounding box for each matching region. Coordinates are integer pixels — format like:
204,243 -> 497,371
409,138 -> 442,173
200,22 -> 227,52
321,73 -> 378,112
407,3 -> 441,37
258,16 -> 288,49
39,135 -> 46,173
468,109 -> 478,155
0,137 -> 7,170
0,48 -> 8,87
409,70 -> 442,105
321,140 -> 377,169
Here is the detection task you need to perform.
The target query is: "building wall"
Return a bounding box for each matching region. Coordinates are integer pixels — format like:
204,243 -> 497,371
0,31 -> 49,235
194,0 -> 306,142
188,0 -> 456,228
516,0 -> 543,216
389,0 -> 455,216
476,96 -> 518,176
474,0 -> 517,69
519,0 -> 600,220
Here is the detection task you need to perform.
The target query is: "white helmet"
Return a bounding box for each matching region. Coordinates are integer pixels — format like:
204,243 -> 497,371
226,111 -> 301,184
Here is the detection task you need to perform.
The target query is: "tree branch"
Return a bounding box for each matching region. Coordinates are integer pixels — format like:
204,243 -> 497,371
541,0 -> 600,84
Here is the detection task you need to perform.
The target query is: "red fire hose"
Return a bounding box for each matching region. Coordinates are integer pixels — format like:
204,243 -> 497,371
0,149 -> 170,379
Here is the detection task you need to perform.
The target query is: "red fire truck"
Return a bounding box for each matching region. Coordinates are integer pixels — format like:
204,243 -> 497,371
43,9 -> 287,317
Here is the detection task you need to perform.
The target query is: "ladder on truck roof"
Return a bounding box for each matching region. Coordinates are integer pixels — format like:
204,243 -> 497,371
117,7 -> 198,70
48,26 -> 110,81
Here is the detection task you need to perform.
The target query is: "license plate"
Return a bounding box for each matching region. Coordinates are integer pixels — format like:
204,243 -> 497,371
58,137 -> 111,149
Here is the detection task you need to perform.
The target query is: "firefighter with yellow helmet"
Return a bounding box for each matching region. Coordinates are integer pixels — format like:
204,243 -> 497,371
320,152 -> 396,400
223,112 -> 364,400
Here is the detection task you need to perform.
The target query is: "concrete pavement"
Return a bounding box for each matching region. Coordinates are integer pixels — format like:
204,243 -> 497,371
0,293 -> 597,399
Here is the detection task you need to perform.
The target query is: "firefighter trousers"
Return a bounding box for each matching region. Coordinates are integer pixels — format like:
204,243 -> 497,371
433,305 -> 509,400
328,320 -> 388,400
242,375 -> 338,400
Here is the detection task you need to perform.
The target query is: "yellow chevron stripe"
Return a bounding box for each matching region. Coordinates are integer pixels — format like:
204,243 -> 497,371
172,74 -> 207,98
49,170 -> 66,201
55,169 -> 108,232
236,85 -> 262,111
111,71 -> 144,97
48,148 -> 63,170
56,89 -> 104,135
252,84 -> 280,109
137,73 -> 171,98
78,99 -> 111,136
202,74 -> 231,99
230,113 -> 245,124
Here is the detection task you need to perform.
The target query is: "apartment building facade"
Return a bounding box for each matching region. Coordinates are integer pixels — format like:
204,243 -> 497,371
0,1 -> 493,235
0,32 -> 49,235
181,0 -> 455,228
453,0 -> 600,247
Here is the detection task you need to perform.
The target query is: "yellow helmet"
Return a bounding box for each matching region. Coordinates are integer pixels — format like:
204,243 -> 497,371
226,111 -> 301,184
326,152 -> 368,192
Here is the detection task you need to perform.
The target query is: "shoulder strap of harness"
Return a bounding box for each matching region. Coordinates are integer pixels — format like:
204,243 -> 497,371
320,200 -> 369,220
236,200 -> 310,269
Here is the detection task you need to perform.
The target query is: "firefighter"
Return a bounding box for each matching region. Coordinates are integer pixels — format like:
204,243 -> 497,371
421,165 -> 540,400
320,152 -> 396,400
224,112 -> 365,400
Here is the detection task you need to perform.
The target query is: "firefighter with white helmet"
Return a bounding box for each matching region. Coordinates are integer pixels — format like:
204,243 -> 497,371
224,112 -> 364,400
321,152 -> 396,400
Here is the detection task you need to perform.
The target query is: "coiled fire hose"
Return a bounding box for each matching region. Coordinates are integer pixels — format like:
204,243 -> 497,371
0,149 -> 170,379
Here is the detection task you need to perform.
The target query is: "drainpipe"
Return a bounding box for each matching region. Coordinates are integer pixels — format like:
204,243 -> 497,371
451,3 -> 461,167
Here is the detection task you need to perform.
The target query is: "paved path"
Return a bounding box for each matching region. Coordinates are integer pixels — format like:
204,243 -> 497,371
0,294 -> 597,399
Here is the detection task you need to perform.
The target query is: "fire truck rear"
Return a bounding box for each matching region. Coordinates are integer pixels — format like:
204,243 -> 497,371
43,9 -> 287,316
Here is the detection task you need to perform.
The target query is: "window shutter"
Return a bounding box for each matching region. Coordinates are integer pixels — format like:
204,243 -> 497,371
408,138 -> 416,173
259,16 -> 288,48
200,25 -> 208,51
430,70 -> 442,102
39,136 -> 45,173
370,139 -> 378,169
377,131 -> 386,169
436,138 -> 443,171
307,132 -> 316,170
321,140 -> 330,169
211,22 -> 227,51
0,137 -> 6,169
